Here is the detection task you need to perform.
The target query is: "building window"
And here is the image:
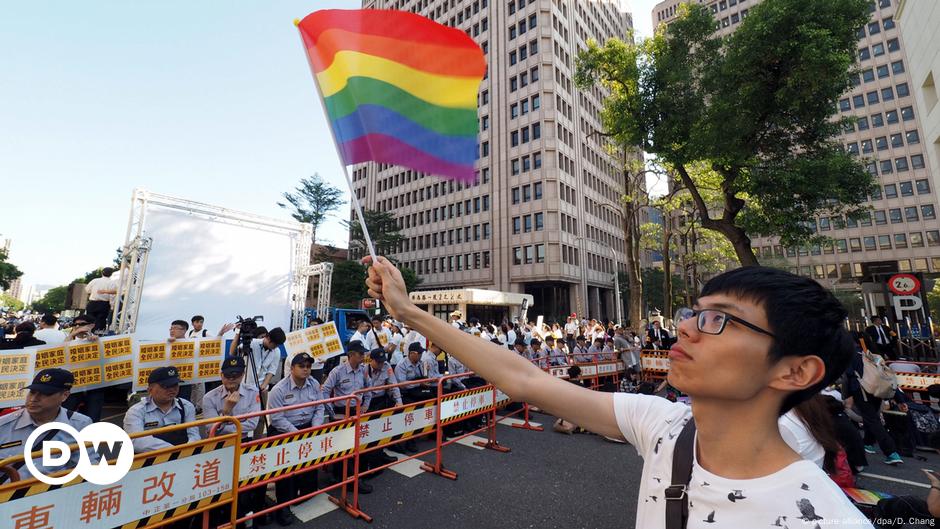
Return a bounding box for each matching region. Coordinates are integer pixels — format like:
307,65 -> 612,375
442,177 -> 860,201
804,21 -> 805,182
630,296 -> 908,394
523,215 -> 532,232
887,38 -> 900,52
917,179 -> 931,194
911,232 -> 925,247
535,212 -> 543,230
874,210 -> 887,224
923,204 -> 937,220
889,208 -> 903,223
894,233 -> 907,248
513,217 -> 521,234
535,244 -> 545,263
927,231 -> 940,247
534,182 -> 542,199
512,187 -> 520,204
524,245 -> 533,264
912,154 -> 925,169
872,113 -> 885,126
879,235 -> 892,249
896,157 -> 909,171
881,87 -> 894,101
850,238 -> 862,252
897,82 -> 910,97
867,91 -> 879,104
891,60 -> 904,74
900,181 -> 913,196
884,183 -> 897,198
864,236 -> 877,250
886,110 -> 899,123
513,247 -> 522,265
905,206 -> 919,222
853,95 -> 865,108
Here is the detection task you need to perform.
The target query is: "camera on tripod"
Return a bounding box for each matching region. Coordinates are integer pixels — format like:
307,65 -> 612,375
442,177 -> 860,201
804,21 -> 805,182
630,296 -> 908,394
235,315 -> 264,354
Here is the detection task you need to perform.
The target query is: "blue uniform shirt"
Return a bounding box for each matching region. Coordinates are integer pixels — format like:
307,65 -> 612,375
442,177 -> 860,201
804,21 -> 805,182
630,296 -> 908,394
0,407 -> 94,481
267,376 -> 325,433
123,396 -> 200,453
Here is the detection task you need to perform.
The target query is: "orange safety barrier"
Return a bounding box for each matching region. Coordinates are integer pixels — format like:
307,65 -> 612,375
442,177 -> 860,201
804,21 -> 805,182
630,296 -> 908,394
209,394 -> 365,526
420,372 -> 514,480
0,416 -> 244,529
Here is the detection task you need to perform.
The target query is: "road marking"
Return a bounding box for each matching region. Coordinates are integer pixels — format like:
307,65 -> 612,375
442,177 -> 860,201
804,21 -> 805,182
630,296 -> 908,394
293,493 -> 339,522
385,450 -> 426,477
858,472 -> 929,488
455,435 -> 487,450
495,416 -> 542,428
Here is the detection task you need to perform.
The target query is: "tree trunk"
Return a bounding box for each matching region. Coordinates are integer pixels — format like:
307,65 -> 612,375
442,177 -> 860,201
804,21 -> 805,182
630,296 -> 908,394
701,217 -> 759,267
662,216 -> 673,318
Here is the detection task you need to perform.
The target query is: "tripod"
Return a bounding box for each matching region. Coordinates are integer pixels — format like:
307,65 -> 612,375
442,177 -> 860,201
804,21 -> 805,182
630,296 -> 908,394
236,332 -> 270,431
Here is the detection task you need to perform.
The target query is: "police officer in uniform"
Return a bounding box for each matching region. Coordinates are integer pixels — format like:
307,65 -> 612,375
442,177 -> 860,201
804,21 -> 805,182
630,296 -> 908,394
123,366 -> 200,453
202,356 -> 264,526
366,349 -> 403,410
394,342 -> 436,452
202,356 -> 261,439
266,353 -> 326,526
321,342 -> 377,492
0,368 -> 93,483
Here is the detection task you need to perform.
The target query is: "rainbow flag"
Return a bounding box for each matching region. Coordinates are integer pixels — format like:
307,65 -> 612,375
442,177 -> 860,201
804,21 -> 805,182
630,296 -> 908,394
297,9 -> 486,183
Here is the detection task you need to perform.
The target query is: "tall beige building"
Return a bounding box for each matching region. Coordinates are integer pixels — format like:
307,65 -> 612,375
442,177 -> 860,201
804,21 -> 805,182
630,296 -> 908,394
350,0 -> 639,321
897,1 -> 940,201
653,0 -> 940,293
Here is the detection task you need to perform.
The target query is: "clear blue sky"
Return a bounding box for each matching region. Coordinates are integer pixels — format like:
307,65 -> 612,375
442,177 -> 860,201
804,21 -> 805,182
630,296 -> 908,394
0,0 -> 658,288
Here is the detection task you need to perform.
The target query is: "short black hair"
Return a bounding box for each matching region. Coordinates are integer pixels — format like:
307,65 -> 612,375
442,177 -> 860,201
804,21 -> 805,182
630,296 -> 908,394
267,327 -> 286,346
171,320 -> 189,331
41,314 -> 57,326
699,266 -> 854,415
191,315 -> 204,323
102,267 -> 115,277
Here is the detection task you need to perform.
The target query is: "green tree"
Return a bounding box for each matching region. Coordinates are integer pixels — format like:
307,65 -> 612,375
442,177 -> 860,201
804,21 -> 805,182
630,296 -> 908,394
331,260 -> 368,308
626,268 -> 687,321
278,174 -> 345,244
0,293 -> 24,311
31,286 -> 67,314
399,266 -> 423,293
343,209 -> 405,260
0,247 -> 22,290
576,0 -> 874,266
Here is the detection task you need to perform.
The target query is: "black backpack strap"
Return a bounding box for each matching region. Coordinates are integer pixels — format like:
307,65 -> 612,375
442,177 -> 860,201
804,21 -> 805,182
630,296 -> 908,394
665,418 -> 696,529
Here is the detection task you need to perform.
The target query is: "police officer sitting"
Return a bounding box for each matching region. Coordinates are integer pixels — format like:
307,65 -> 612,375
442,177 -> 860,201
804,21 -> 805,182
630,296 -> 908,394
202,356 -> 261,440
366,349 -> 403,410
363,349 -> 401,469
123,366 -> 200,453
202,357 -> 264,526
395,342 -> 435,403
0,368 -> 93,484
322,341 -> 373,417
266,353 -> 327,526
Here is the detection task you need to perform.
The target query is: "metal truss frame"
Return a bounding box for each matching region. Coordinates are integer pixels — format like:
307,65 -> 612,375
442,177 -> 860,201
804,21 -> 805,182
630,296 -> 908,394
111,188 -> 313,334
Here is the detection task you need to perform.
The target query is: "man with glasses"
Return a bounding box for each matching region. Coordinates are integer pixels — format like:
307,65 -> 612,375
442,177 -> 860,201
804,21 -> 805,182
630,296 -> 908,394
363,258 -> 871,528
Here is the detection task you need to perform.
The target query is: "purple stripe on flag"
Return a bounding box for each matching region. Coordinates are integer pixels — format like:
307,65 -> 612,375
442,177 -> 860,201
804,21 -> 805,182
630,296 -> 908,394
340,134 -> 477,183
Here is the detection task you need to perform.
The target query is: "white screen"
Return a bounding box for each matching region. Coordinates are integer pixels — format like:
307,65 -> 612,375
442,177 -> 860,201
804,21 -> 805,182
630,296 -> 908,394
133,207 -> 295,340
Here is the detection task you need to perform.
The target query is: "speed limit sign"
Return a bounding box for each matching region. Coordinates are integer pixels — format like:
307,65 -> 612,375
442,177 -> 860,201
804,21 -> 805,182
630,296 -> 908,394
887,273 -> 921,296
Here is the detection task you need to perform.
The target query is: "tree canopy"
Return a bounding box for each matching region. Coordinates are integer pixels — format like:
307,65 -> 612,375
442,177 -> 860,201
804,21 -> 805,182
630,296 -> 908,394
576,0 -> 874,265
278,174 -> 345,244
0,248 -> 22,291
344,209 -> 405,260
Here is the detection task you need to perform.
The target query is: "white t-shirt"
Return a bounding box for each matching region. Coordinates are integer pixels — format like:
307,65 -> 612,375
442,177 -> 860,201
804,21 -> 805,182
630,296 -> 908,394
564,322 -> 579,336
779,410 -> 826,469
349,330 -> 377,351
33,328 -> 67,345
613,393 -> 872,529
86,276 -> 118,302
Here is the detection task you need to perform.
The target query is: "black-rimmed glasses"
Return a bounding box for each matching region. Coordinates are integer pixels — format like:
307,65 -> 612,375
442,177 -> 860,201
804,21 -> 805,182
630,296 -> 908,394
675,307 -> 776,339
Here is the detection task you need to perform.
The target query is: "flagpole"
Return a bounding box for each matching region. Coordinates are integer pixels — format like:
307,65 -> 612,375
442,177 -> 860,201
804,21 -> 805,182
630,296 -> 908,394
294,19 -> 379,264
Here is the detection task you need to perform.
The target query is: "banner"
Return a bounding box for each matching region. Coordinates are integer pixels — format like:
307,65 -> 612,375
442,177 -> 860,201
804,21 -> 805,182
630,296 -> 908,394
26,337 -> 137,394
0,442 -> 235,528
133,338 -> 225,391
0,349 -> 35,408
284,321 -> 344,364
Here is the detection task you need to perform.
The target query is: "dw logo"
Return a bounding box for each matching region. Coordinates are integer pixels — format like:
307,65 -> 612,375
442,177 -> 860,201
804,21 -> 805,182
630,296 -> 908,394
24,422 -> 134,485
